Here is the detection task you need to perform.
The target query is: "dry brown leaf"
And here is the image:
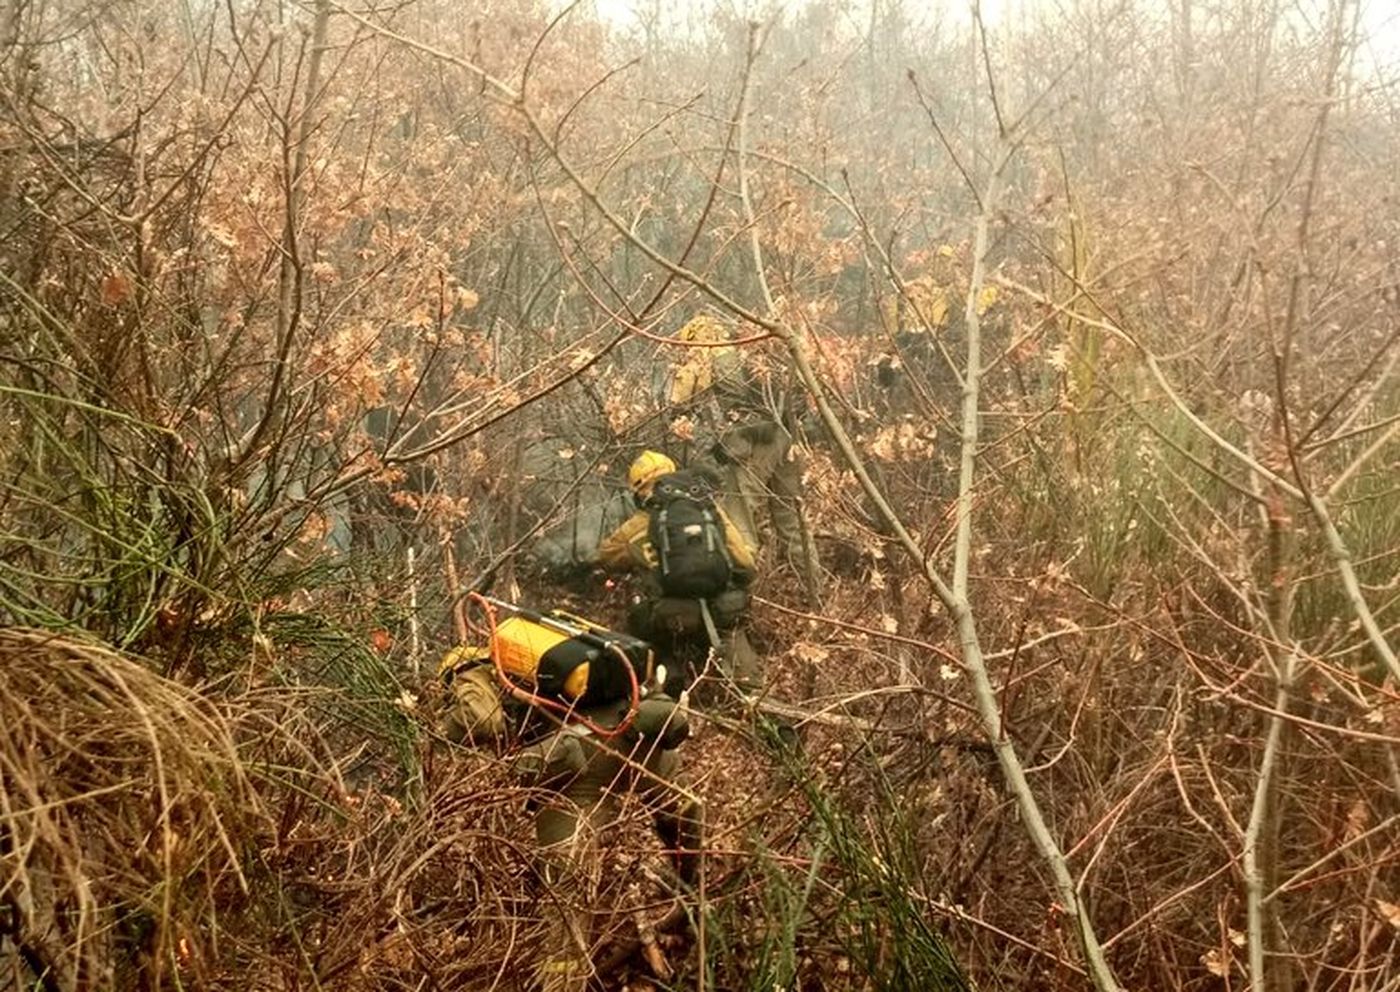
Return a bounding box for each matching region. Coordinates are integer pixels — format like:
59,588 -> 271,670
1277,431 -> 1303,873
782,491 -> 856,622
1375,898 -> 1400,930
1344,798 -> 1370,842
100,272 -> 132,306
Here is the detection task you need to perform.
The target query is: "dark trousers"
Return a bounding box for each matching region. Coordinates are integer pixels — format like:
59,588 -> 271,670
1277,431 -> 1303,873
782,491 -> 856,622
626,590 -> 760,694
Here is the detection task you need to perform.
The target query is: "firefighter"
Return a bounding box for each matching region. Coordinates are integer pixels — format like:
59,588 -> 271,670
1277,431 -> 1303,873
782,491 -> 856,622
438,642 -> 699,990
667,314 -> 822,601
597,449 -> 762,693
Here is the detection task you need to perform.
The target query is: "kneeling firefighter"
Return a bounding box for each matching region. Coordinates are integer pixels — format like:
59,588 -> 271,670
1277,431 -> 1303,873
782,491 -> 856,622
596,450 -> 762,695
437,597 -> 699,991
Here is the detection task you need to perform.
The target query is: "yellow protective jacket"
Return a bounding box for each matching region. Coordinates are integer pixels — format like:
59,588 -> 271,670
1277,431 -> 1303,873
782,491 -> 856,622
597,506 -> 755,578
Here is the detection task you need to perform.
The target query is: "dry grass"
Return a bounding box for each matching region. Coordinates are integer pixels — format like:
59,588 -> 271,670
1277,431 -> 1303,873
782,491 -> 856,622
0,627 -> 267,989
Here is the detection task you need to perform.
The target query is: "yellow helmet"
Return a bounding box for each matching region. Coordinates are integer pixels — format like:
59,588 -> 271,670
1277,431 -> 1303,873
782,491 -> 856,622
627,450 -> 676,498
671,314 -> 744,405
438,642 -> 490,681
677,314 -> 729,344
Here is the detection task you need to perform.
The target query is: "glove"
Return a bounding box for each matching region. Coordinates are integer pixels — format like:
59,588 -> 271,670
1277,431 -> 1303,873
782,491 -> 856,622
632,696 -> 689,750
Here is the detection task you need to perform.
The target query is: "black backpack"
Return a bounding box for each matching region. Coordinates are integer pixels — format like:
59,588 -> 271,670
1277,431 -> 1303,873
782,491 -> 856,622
645,470 -> 733,598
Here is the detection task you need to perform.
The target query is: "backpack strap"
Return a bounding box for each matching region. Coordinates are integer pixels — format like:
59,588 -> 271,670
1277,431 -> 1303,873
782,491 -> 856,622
702,506 -> 733,569
656,506 -> 672,577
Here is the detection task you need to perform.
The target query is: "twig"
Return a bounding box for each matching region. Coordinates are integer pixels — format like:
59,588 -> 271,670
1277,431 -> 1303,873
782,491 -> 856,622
1243,647 -> 1294,991
406,546 -> 420,676
1265,813 -> 1400,904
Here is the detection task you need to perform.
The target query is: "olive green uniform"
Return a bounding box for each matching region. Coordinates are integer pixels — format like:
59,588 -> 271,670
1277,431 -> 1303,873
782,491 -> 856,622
668,317 -> 822,598
704,419 -> 814,584
441,662 -> 699,991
